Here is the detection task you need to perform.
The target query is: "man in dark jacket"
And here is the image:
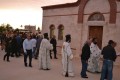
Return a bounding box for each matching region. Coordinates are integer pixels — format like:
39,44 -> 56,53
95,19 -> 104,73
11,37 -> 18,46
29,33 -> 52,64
80,38 -> 92,78
11,35 -> 18,57
3,34 -> 12,62
35,34 -> 43,59
50,35 -> 57,59
100,40 -> 117,80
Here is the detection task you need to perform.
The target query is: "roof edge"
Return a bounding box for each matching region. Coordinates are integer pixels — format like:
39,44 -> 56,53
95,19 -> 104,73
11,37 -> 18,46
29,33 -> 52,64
42,0 -> 80,10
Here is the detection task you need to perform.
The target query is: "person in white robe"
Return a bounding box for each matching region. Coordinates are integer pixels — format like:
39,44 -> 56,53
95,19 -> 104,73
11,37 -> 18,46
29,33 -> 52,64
87,38 -> 101,73
38,33 -> 53,70
62,34 -> 74,77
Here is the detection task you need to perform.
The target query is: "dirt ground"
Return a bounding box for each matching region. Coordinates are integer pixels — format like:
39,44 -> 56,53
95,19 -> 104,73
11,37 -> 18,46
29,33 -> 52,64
0,47 -> 120,80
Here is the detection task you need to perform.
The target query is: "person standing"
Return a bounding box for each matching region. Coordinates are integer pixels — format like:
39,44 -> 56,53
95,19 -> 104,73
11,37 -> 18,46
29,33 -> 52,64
16,33 -> 22,57
50,35 -> 58,59
80,38 -> 92,78
31,35 -> 37,58
11,34 -> 18,57
38,33 -> 53,70
100,40 -> 117,80
87,38 -> 101,73
62,34 -> 74,77
23,34 -> 33,67
35,34 -> 43,59
3,34 -> 12,62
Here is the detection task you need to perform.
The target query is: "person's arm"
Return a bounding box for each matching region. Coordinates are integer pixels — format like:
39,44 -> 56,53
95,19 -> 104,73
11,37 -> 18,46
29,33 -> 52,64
112,48 -> 117,61
23,39 -> 27,54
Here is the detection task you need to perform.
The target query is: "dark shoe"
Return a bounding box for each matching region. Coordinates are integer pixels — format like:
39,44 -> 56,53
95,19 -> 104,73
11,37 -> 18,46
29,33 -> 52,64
11,55 -> 14,57
50,56 -> 52,59
65,72 -> 68,77
7,60 -> 10,62
19,54 -> 22,56
3,58 -> 5,61
95,71 -> 101,73
35,57 -> 38,59
29,65 -> 32,67
25,63 -> 27,67
81,76 -> 88,78
46,68 -> 50,70
43,68 -> 50,70
54,57 -> 58,59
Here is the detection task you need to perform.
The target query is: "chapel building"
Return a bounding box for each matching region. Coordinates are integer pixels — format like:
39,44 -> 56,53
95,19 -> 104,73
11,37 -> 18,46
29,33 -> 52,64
41,0 -> 120,57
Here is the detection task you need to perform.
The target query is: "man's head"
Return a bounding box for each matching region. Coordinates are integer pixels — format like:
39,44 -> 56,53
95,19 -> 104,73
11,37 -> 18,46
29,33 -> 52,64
52,35 -> 56,39
108,40 -> 117,48
44,33 -> 49,39
86,38 -> 92,46
27,33 -> 31,40
92,38 -> 97,44
65,34 -> 71,43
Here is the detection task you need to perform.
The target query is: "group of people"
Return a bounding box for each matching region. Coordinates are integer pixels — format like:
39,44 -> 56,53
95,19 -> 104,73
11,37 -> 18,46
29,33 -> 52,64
80,38 -> 118,80
23,33 -> 58,68
1,31 -> 119,80
0,32 -> 43,62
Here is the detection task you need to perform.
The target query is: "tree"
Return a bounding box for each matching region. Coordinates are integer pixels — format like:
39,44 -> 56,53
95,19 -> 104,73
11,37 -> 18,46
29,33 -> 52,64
0,24 -> 6,33
14,28 -> 19,33
6,24 -> 13,31
0,23 -> 13,33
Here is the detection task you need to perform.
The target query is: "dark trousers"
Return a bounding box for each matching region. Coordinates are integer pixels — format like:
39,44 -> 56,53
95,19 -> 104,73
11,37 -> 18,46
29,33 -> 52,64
100,59 -> 113,80
50,48 -> 57,58
11,50 -> 18,57
24,50 -> 32,66
17,45 -> 21,56
35,49 -> 39,59
3,52 -> 10,61
81,60 -> 88,77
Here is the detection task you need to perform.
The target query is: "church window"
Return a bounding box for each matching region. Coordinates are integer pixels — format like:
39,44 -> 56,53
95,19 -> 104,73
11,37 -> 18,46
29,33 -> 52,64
88,13 -> 105,21
58,25 -> 64,40
49,25 -> 55,39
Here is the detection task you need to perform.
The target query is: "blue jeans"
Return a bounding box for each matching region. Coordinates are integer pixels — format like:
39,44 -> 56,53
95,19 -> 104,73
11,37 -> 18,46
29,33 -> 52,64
100,59 -> 113,80
81,60 -> 88,77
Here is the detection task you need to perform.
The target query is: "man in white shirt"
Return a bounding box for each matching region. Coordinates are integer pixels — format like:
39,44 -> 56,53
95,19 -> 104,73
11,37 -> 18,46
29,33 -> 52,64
23,34 -> 33,67
31,35 -> 37,58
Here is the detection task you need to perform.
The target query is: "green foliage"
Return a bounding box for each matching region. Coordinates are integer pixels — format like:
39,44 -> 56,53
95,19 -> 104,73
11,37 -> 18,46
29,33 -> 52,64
0,23 -> 13,32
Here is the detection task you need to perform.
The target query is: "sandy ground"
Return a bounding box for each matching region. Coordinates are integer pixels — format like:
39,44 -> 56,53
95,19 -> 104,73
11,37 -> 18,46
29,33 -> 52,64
0,48 -> 120,80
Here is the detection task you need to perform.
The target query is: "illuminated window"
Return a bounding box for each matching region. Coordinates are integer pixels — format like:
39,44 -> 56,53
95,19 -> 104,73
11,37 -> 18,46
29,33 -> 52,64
49,25 -> 55,39
58,25 -> 64,40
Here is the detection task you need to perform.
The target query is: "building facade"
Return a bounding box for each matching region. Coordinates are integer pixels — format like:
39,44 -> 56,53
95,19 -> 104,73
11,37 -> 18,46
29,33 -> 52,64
42,0 -> 120,58
24,25 -> 36,33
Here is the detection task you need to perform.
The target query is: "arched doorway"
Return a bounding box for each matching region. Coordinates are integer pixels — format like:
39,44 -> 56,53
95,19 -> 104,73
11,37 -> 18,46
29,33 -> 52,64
58,25 -> 64,40
49,25 -> 55,39
88,13 -> 105,48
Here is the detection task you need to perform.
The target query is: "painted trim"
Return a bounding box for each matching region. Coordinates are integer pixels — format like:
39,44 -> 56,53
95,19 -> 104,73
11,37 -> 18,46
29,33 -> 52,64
108,0 -> 117,23
43,14 -> 78,17
43,11 -> 120,17
78,0 -> 117,24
